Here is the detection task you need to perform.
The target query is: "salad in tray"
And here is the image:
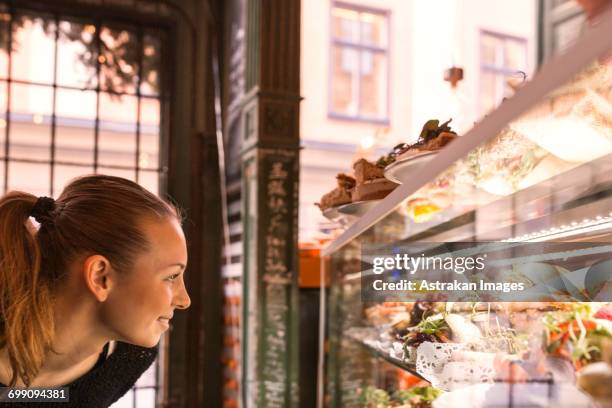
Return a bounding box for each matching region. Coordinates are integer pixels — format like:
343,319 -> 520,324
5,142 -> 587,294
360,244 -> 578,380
544,303 -> 612,370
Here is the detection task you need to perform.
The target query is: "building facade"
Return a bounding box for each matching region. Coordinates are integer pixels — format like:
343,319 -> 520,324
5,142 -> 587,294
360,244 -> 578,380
300,0 -> 538,242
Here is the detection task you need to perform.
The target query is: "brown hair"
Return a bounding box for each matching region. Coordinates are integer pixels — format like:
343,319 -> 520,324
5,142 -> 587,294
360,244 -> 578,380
0,174 -> 182,387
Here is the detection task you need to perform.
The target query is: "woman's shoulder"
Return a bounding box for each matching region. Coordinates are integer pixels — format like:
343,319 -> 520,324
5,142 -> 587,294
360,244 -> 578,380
66,341 -> 159,407
80,340 -> 159,386
0,341 -> 159,407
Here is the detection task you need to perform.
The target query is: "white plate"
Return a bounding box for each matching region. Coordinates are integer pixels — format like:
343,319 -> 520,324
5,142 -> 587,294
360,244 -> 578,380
322,206 -> 342,220
432,382 -> 592,408
384,151 -> 438,184
336,200 -> 382,217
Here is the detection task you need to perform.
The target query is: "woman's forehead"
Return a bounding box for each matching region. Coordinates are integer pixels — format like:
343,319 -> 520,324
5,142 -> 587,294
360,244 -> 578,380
142,219 -> 187,258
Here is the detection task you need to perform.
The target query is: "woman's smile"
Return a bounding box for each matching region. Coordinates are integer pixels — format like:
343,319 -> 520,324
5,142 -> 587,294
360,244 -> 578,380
157,318 -> 170,329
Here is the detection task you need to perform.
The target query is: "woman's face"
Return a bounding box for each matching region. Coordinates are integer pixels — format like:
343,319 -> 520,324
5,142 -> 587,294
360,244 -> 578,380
101,217 -> 191,347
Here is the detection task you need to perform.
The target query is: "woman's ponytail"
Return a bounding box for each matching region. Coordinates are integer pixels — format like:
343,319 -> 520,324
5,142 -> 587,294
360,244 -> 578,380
0,192 -> 55,387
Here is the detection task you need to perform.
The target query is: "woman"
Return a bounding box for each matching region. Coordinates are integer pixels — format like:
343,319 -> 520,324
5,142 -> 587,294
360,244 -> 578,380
0,174 -> 191,407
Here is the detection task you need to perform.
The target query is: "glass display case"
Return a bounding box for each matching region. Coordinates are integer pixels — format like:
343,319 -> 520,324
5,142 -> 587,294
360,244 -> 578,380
318,9 -> 612,408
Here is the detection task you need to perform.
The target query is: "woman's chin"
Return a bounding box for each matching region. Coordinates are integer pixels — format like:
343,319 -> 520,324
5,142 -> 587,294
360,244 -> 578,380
117,332 -> 162,349
131,337 -> 161,349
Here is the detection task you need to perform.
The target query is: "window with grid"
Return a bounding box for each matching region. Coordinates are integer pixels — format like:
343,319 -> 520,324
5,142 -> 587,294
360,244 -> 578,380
479,30 -> 528,115
329,3 -> 389,123
0,2 -> 168,407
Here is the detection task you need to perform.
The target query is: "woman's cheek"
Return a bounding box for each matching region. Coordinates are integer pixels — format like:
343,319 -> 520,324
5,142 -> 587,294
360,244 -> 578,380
162,282 -> 175,300
150,282 -> 174,312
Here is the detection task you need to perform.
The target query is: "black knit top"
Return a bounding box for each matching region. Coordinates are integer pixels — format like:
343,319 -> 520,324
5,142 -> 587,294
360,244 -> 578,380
0,341 -> 158,408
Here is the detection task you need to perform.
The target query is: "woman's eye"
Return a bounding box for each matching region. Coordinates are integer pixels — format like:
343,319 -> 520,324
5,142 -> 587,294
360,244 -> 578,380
166,274 -> 179,281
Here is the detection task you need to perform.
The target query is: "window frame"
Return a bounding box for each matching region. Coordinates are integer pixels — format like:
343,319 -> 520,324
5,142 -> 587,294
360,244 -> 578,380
478,29 -> 528,115
538,0 -> 585,65
328,1 -> 391,125
0,6 -> 170,197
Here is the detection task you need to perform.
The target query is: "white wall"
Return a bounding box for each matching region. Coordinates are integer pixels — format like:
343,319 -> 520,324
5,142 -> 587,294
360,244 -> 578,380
409,0 -> 537,137
301,0 -> 414,148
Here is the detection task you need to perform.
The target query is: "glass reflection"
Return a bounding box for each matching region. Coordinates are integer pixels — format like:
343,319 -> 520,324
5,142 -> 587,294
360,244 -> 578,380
10,14 -> 56,84
100,25 -> 139,94
140,32 -> 162,96
57,20 -> 97,89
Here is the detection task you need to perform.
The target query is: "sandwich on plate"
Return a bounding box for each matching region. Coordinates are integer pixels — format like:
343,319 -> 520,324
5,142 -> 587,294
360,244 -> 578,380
316,173 -> 356,212
352,158 -> 399,202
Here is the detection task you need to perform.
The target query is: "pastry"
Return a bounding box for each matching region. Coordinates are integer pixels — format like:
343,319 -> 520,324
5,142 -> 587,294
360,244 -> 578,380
352,158 -> 399,201
316,173 -> 355,211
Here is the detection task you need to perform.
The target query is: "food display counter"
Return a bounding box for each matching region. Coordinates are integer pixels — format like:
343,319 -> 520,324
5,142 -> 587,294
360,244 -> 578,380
317,9 -> 612,408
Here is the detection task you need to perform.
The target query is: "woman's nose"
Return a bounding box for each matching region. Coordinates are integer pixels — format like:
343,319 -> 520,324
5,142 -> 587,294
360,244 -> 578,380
173,282 -> 191,310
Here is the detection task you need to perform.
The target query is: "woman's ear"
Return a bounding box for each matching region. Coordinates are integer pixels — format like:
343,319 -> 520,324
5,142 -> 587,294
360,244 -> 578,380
82,254 -> 114,302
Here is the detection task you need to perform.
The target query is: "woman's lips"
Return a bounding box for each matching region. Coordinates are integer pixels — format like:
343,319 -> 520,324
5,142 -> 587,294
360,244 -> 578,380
158,318 -> 170,329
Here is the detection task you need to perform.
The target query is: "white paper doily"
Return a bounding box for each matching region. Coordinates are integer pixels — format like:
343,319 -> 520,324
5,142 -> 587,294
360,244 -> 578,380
415,342 -> 497,391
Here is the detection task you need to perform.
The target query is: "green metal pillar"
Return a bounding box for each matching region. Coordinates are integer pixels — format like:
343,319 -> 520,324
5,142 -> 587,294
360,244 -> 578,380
240,0 -> 301,407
